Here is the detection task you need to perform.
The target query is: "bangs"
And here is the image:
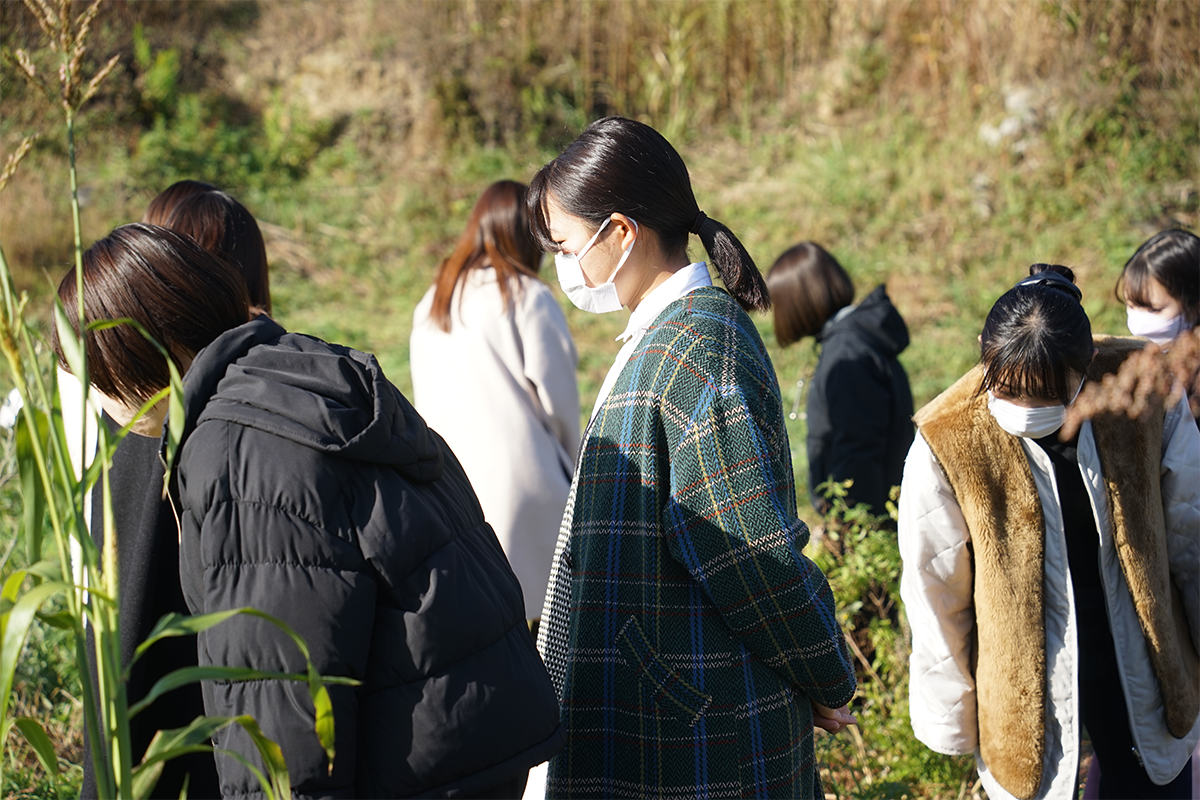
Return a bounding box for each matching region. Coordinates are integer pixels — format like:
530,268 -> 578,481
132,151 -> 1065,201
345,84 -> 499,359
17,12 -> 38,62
1118,264 -> 1154,309
980,344 -> 1075,405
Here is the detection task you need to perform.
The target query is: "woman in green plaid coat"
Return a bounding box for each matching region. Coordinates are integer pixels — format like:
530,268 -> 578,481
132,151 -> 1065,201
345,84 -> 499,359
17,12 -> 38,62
530,117 -> 858,799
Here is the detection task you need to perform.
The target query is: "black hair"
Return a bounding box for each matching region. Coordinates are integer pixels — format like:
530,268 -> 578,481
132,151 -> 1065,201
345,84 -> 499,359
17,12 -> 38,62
1117,229 -> 1200,324
528,116 -> 770,311
979,264 -> 1093,404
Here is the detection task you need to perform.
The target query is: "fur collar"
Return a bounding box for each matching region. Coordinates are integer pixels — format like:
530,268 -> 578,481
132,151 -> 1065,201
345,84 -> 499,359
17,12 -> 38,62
914,335 -> 1198,798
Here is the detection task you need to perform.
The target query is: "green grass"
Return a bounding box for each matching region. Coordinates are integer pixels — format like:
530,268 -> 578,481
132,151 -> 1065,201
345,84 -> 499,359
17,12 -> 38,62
1,4 -> 1195,794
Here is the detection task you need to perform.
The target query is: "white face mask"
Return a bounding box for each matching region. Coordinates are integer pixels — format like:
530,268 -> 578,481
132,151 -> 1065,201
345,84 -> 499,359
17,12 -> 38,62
987,395 -> 1066,439
554,218 -> 638,314
1126,306 -> 1189,346
986,374 -> 1087,439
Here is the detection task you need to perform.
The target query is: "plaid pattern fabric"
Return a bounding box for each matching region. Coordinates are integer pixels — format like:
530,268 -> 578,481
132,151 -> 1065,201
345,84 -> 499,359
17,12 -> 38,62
543,287 -> 856,799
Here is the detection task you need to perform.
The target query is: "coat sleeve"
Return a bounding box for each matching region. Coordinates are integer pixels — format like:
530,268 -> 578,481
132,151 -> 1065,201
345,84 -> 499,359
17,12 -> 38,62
657,344 -> 857,709
897,432 -> 978,755
519,284 -> 581,468
1161,400 -> 1200,646
811,354 -> 895,514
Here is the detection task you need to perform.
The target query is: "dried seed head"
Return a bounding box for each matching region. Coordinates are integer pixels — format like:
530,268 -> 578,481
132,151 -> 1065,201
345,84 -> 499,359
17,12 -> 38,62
0,135 -> 40,193
80,54 -> 119,106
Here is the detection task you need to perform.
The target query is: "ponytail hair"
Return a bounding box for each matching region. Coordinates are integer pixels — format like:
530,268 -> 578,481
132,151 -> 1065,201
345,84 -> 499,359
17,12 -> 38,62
528,116 -> 770,311
690,213 -> 770,311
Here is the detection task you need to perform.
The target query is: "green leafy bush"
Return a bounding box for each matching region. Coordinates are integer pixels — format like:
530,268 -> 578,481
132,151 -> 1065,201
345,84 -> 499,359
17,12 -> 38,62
811,481 -> 980,800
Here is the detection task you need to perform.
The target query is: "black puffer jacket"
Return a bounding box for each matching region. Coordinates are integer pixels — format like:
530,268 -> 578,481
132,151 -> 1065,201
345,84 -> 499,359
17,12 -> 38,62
806,285 -> 914,518
172,316 -> 564,798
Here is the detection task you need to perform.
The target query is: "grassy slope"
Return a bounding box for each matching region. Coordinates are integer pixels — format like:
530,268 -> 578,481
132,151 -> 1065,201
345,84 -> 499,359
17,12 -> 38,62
0,4 -> 1196,797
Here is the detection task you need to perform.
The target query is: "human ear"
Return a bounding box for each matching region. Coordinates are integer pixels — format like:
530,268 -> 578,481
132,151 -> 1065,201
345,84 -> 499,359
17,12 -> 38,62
609,212 -> 639,251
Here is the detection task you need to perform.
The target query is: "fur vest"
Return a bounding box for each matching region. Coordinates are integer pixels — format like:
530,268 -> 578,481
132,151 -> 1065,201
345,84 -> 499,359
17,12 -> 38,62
913,335 -> 1199,799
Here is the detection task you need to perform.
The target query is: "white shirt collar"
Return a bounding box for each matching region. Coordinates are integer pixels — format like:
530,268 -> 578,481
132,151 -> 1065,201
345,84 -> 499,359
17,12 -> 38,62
616,262 -> 713,342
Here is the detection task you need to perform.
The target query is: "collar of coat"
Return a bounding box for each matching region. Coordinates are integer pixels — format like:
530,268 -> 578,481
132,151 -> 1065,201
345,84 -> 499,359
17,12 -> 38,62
914,334 -> 1199,800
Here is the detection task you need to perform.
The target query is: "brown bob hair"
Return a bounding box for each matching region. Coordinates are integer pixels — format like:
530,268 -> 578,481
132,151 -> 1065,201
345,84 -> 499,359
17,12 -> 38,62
429,180 -> 542,332
765,242 -> 855,346
142,179 -> 217,226
163,190 -> 271,314
54,224 -> 251,404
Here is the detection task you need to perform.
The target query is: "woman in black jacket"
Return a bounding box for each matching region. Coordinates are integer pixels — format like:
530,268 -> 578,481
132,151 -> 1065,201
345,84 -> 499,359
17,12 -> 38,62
56,224 -> 564,799
766,241 -> 914,519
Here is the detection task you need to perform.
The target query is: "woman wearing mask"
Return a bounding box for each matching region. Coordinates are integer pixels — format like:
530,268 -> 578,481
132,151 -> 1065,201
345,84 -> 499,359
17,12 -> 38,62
531,116 -> 857,799
1121,229 -> 1199,348
1082,234 -> 1200,797
899,265 -> 1200,800
410,180 -> 579,624
765,242 -> 914,519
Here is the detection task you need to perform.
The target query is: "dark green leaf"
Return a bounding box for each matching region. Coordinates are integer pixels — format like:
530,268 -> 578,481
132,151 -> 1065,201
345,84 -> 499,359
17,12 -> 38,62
15,716 -> 58,776
35,610 -> 74,630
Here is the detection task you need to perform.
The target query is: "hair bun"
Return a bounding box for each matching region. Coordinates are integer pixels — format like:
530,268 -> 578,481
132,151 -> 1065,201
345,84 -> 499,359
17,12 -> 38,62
1016,264 -> 1082,302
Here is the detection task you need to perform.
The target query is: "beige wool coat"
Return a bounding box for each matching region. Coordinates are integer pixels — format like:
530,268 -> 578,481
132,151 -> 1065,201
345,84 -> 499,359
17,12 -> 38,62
411,268 -> 580,616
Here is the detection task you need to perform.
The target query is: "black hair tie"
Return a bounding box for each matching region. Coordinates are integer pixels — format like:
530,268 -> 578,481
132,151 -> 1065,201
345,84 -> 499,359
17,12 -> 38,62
1015,270 -> 1083,302
690,211 -> 708,234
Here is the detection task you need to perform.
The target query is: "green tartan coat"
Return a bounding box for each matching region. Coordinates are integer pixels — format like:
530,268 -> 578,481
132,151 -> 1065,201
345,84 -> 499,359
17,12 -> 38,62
543,287 -> 857,799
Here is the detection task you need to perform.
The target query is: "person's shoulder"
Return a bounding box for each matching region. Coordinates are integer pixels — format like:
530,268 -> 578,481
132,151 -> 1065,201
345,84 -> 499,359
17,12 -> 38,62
643,288 -> 776,391
517,274 -> 565,313
649,287 -> 754,344
413,284 -> 436,318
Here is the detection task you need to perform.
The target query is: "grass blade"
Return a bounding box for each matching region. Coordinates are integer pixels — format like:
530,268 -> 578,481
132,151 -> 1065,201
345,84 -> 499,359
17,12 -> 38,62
52,299 -> 86,385
14,717 -> 58,777
0,580 -> 67,731
234,716 -> 290,800
15,409 -> 48,564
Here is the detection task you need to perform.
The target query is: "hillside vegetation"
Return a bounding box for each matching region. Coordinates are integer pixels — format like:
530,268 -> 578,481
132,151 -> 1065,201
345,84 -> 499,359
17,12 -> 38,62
0,1 -> 1196,797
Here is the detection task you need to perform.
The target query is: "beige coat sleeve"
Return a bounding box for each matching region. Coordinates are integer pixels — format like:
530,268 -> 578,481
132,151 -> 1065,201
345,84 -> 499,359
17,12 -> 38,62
898,432 -> 978,756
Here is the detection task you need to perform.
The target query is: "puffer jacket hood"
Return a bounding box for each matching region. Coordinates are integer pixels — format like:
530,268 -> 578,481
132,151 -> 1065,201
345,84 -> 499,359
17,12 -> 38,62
181,315 -> 442,480
817,284 -> 910,357
172,316 -> 564,799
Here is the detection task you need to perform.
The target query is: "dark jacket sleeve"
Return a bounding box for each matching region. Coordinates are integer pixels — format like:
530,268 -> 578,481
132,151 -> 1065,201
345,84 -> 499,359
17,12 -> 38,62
807,352 -> 895,515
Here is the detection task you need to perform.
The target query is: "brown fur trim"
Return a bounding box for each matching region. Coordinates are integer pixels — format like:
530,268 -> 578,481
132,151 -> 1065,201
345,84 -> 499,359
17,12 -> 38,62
916,366 -> 1047,800
1089,336 -> 1200,738
914,336 -> 1200,799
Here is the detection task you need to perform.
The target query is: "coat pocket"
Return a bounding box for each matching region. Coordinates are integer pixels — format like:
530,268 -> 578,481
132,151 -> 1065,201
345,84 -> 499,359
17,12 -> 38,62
615,615 -> 713,728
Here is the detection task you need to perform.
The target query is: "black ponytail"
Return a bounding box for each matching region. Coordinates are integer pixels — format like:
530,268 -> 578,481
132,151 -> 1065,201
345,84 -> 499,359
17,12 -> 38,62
528,116 -> 770,311
692,215 -> 770,311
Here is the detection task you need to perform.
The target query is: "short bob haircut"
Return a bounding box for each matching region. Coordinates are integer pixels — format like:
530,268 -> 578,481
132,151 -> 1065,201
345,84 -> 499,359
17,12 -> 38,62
979,264 -> 1093,405
164,190 -> 272,314
765,242 -> 854,346
1117,228 -> 1200,324
528,116 -> 770,311
142,180 -> 218,226
54,224 -> 250,405
429,180 -> 542,332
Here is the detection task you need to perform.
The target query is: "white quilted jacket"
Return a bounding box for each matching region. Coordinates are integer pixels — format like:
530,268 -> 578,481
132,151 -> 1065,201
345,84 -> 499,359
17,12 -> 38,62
899,401 -> 1200,800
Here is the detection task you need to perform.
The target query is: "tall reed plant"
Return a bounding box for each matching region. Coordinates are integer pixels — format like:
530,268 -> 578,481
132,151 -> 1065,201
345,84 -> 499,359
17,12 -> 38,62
1,2 -> 351,796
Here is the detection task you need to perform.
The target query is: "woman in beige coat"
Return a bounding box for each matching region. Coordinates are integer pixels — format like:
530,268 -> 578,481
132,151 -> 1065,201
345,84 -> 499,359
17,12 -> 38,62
411,180 -> 580,621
